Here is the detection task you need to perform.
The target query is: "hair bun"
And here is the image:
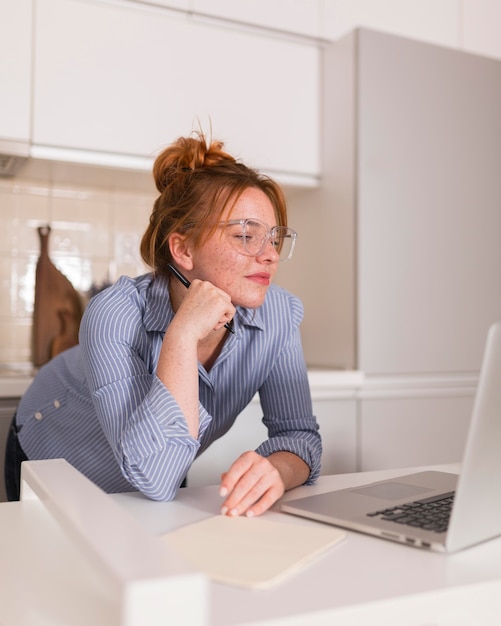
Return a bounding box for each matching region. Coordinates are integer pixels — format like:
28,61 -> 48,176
153,132 -> 235,193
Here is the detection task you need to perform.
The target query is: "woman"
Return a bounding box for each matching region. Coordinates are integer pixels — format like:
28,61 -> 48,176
4,132 -> 321,517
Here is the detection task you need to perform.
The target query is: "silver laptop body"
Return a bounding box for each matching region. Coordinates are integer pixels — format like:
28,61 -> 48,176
281,321 -> 501,553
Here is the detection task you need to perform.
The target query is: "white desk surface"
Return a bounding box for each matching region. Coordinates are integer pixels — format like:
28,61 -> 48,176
110,463 -> 501,625
2,463 -> 501,626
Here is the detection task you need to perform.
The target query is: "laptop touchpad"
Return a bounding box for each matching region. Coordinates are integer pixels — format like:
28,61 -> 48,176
351,482 -> 434,500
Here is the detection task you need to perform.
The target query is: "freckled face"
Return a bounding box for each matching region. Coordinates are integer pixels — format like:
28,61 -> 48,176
189,187 -> 280,309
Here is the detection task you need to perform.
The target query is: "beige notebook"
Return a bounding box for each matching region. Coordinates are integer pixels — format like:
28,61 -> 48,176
162,514 -> 346,589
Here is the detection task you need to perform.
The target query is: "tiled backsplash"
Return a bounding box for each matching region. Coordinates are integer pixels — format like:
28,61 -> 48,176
0,169 -> 156,366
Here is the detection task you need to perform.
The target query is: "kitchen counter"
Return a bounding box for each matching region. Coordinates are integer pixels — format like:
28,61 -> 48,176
0,366 -> 479,401
0,365 -> 479,503
0,365 -> 35,398
0,367 -> 365,400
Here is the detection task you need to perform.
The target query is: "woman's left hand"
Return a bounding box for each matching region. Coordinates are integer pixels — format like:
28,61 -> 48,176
219,450 -> 310,517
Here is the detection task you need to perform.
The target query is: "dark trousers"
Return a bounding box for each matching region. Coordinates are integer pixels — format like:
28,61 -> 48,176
4,413 -> 28,501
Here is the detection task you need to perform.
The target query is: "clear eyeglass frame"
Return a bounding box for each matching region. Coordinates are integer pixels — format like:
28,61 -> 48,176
219,218 -> 297,262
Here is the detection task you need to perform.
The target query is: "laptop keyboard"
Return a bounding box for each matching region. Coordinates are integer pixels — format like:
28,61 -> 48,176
367,491 -> 455,533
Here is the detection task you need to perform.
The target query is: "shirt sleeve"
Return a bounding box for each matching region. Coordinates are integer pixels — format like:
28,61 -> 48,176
254,293 -> 322,483
79,280 -> 212,501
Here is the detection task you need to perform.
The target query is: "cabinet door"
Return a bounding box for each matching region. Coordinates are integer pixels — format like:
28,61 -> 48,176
315,397 -> 357,474
192,0 -> 322,39
359,393 -> 474,471
33,0 -> 319,179
0,0 -> 32,143
356,29 -> 501,374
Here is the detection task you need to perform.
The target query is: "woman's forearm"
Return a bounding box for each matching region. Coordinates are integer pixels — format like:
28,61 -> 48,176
156,322 -> 200,438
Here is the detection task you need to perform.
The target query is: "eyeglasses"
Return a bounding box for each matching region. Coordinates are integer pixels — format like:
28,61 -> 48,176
218,218 -> 297,262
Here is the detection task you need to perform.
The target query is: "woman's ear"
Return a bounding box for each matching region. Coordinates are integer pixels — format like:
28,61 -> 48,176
168,233 -> 194,271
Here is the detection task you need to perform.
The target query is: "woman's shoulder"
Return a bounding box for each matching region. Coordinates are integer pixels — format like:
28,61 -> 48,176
88,273 -> 153,305
82,273 -> 157,328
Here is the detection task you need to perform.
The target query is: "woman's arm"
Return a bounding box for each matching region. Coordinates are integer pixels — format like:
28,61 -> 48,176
80,275 -> 236,500
219,293 -> 322,517
79,277 -> 206,500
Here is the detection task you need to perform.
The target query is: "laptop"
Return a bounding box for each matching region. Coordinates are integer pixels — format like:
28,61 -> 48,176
281,321 -> 501,553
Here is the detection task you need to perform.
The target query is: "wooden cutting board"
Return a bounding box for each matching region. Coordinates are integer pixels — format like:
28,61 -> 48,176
32,225 -> 84,367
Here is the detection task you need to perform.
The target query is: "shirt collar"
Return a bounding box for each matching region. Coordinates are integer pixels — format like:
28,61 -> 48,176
143,275 -> 175,332
234,304 -> 264,331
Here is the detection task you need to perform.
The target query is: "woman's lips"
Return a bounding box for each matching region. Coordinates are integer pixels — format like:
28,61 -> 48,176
246,272 -> 270,285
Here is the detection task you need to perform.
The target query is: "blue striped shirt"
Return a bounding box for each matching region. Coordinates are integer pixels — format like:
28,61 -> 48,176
17,273 -> 321,500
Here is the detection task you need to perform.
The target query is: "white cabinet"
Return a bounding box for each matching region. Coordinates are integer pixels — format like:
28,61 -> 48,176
462,0 -> 501,60
358,379 -> 476,471
281,28 -> 501,373
355,30 -> 501,374
314,397 -> 357,474
33,0 -> 320,182
191,0 -> 322,39
322,0 -> 459,49
0,0 -> 32,145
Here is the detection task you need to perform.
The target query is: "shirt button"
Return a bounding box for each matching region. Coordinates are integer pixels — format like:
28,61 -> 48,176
34,412 -> 43,421
54,399 -> 61,408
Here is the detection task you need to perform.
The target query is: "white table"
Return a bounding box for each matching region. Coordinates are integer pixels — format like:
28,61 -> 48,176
112,463 -> 501,625
1,461 -> 500,625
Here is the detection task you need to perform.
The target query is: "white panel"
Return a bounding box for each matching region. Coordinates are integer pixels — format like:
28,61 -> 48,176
323,0 -> 459,47
192,0 -> 322,38
33,0 -> 319,178
357,29 -> 501,373
139,0 -> 189,9
0,0 -> 32,142
360,393 -> 474,471
462,0 -> 501,60
315,398 -> 357,474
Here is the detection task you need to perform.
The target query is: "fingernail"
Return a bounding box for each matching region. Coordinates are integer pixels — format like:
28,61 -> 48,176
220,506 -> 228,515
246,510 -> 254,518
219,486 -> 228,497
229,508 -> 238,517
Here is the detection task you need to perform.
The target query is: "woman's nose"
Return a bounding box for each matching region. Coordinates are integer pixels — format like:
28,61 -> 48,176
256,238 -> 280,263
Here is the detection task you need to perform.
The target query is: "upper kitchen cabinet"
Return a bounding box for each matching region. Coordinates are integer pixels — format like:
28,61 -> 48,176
32,0 -> 320,185
191,0 -> 322,39
283,28 -> 501,374
0,0 -> 32,157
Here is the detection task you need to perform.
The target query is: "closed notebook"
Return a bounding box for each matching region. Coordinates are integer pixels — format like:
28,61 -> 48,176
162,514 -> 346,589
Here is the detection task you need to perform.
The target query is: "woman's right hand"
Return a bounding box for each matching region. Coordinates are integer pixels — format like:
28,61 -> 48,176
172,279 -> 235,342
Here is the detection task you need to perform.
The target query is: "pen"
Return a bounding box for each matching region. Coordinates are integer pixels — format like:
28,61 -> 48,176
167,263 -> 235,334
